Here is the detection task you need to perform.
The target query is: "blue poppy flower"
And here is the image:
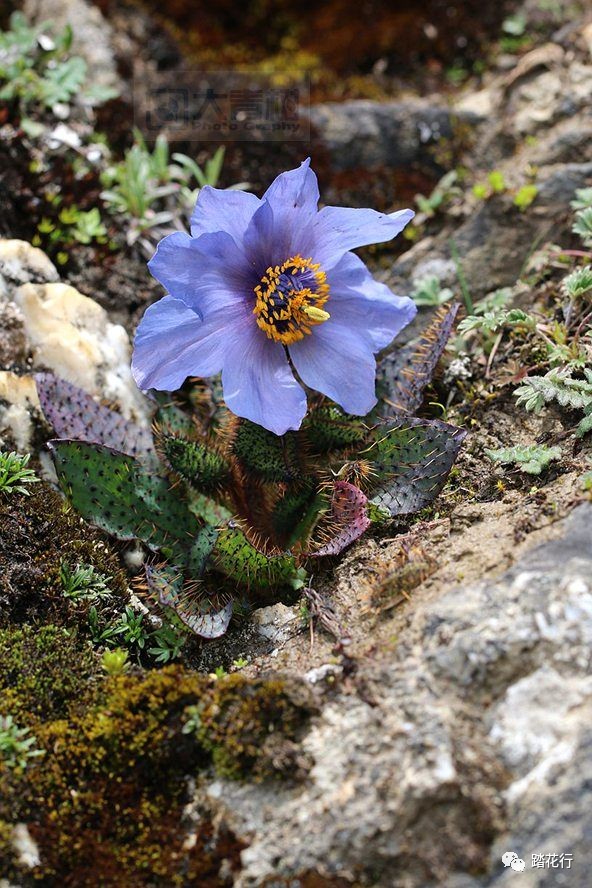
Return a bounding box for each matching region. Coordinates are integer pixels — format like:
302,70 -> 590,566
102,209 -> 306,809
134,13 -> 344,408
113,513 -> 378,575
132,159 -> 416,435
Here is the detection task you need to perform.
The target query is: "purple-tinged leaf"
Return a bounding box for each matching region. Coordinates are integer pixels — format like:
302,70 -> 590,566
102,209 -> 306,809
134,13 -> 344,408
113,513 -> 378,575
146,563 -> 233,639
36,373 -> 156,466
310,480 -> 371,557
366,417 -> 467,517
378,303 -> 460,414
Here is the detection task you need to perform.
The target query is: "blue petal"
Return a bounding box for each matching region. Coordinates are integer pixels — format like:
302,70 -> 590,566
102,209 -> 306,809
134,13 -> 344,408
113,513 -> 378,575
245,159 -> 320,270
326,252 -> 417,351
221,325 -> 307,435
132,296 -> 236,392
147,230 -> 254,317
309,205 -> 414,269
262,158 -> 319,227
190,186 -> 261,242
288,322 -> 377,416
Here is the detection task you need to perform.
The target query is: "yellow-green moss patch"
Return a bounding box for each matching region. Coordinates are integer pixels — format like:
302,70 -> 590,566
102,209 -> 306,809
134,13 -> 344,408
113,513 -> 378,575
0,632 -> 316,885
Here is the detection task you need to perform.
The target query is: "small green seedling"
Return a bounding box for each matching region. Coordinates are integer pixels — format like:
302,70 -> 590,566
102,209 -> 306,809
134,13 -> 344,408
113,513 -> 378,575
0,452 -> 39,496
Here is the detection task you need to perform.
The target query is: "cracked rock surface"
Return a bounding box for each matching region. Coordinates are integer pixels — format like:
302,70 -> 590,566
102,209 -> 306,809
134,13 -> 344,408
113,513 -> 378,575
195,505 -> 592,887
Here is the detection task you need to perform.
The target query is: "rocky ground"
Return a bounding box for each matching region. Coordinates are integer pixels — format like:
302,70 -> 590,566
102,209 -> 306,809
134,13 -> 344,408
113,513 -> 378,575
1,0 -> 592,885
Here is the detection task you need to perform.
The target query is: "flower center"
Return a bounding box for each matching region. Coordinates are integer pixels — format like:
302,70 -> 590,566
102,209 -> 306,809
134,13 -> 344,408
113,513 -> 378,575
253,254 -> 330,344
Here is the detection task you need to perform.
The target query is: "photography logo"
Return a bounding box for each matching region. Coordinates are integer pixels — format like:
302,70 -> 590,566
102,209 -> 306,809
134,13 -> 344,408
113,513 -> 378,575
502,851 -> 526,872
135,71 -> 310,142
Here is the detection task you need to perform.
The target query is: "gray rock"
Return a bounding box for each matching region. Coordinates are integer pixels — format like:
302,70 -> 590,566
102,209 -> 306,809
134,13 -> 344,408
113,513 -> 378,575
0,302 -> 27,368
308,100 -> 478,172
410,257 -> 458,288
23,0 -> 122,97
252,603 -> 301,645
393,161 -> 592,300
197,505 -> 592,887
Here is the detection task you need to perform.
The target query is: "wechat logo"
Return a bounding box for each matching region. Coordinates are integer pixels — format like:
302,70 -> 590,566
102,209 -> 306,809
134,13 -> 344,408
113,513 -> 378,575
502,851 -> 526,872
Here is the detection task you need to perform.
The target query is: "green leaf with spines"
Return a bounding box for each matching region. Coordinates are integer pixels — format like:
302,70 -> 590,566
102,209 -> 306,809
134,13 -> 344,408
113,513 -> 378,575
145,563 -> 233,639
270,480 -> 322,547
48,440 -> 199,551
230,418 -> 302,482
303,405 -> 367,453
158,434 -> 230,492
154,400 -> 197,439
186,524 -> 219,577
187,489 -> 233,524
365,418 -> 466,516
377,303 -> 460,415
212,526 -> 301,590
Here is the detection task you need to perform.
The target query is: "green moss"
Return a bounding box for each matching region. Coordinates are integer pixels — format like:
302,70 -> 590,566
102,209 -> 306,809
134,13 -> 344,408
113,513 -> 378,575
193,673 -> 316,779
0,818 -> 15,873
0,624 -> 99,725
0,482 -> 128,628
0,635 -> 315,884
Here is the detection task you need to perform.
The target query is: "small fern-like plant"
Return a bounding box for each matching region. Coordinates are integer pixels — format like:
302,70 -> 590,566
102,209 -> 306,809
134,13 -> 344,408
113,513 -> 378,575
411,275 -> 454,307
514,368 -> 592,437
573,207 -> 592,247
570,188 -> 592,211
562,266 -> 592,299
60,562 -> 113,602
486,444 -> 562,475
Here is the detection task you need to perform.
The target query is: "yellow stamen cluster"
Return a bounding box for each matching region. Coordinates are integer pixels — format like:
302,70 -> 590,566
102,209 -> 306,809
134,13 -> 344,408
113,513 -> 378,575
253,254 -> 330,345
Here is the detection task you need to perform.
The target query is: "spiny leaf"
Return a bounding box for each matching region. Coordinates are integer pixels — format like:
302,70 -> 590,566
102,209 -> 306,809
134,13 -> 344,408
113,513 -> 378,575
154,399 -> 197,439
377,303 -> 459,414
145,564 -> 232,639
48,440 -> 198,549
186,524 -> 219,577
36,373 -> 156,466
230,418 -> 302,482
365,418 -> 467,516
271,480 -> 321,548
187,490 -> 233,524
310,481 -> 371,556
303,405 -> 368,453
212,525 -> 301,590
157,432 -> 231,492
